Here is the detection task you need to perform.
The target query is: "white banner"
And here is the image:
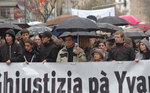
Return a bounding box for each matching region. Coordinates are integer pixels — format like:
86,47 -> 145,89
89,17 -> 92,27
0,61 -> 149,93
71,7 -> 115,19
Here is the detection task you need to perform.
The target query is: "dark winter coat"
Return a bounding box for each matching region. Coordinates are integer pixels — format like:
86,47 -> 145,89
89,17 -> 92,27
108,43 -> 135,61
40,40 -> 59,62
23,50 -> 41,62
0,29 -> 24,62
0,43 -> 24,62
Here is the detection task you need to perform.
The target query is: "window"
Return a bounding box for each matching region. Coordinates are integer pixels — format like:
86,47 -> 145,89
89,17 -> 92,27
0,8 -> 11,18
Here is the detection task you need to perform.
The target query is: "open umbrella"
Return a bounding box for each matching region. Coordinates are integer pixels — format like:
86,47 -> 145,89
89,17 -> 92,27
27,26 -> 52,35
87,15 -> 97,22
59,31 -> 100,44
97,16 -> 130,26
107,30 -> 147,41
124,30 -> 147,39
119,15 -> 142,25
97,23 -> 123,33
0,23 -> 22,36
145,29 -> 150,36
59,31 -> 99,38
131,24 -> 150,32
46,15 -> 78,26
56,17 -> 98,32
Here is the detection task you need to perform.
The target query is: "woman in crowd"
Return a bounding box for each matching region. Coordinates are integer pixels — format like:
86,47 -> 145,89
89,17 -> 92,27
23,39 -> 41,64
90,48 -> 104,62
135,39 -> 150,62
97,40 -> 108,61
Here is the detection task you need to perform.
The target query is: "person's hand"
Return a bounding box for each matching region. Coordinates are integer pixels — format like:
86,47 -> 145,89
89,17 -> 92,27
75,49 -> 80,55
6,60 -> 11,65
134,58 -> 139,63
42,60 -> 47,64
25,60 -> 29,64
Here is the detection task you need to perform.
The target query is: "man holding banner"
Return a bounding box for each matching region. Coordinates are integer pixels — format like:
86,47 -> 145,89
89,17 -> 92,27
108,31 -> 135,61
0,29 -> 23,65
57,36 -> 86,62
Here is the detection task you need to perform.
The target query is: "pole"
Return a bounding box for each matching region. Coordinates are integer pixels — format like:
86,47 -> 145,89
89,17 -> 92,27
24,0 -> 27,23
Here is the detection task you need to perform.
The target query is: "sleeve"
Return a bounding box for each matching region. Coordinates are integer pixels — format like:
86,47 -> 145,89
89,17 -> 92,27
78,48 -> 87,62
129,47 -> 135,61
45,45 -> 59,62
107,49 -> 114,61
10,44 -> 24,62
0,48 -> 2,62
56,50 -> 61,62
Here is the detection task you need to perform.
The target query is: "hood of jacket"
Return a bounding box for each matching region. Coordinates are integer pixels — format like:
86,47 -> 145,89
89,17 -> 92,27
140,39 -> 150,51
4,29 -> 15,42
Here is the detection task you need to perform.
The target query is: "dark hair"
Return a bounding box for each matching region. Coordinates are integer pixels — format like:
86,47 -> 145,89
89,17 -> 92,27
42,31 -> 52,38
20,29 -> 29,35
25,39 -> 34,45
115,31 -> 124,38
96,40 -> 106,47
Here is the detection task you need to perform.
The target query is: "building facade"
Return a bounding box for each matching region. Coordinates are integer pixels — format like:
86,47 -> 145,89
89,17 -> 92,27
115,0 -> 131,15
0,0 -> 18,23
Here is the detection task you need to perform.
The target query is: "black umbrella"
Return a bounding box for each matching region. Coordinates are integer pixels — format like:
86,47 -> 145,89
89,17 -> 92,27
56,17 -> 98,32
145,29 -> 150,36
107,30 -> 147,41
0,23 -> 22,36
87,15 -> 97,22
97,23 -> 123,33
27,26 -> 52,35
59,31 -> 100,44
97,16 -> 130,26
124,30 -> 147,38
59,31 -> 99,38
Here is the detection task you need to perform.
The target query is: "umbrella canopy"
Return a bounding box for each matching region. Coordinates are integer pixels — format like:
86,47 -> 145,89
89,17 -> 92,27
107,30 -> 147,41
14,23 -> 30,29
46,15 -> 78,26
59,31 -> 99,38
97,16 -> 130,26
87,15 -> 97,22
124,30 -> 147,38
0,23 -> 22,36
27,26 -> 52,35
28,21 -> 45,26
131,24 -> 150,32
56,17 -> 98,32
119,15 -> 142,25
97,23 -> 123,33
145,29 -> 150,36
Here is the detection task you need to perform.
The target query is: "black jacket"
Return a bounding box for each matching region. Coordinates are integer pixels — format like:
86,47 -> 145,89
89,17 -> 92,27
40,40 -> 58,62
23,50 -> 40,62
108,43 -> 135,61
0,43 -> 24,62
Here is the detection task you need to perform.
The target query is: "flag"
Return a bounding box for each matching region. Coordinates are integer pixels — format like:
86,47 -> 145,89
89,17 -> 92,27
40,0 -> 45,3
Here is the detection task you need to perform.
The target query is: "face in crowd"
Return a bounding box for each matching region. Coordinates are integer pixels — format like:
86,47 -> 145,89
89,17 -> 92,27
25,42 -> 33,52
140,42 -> 147,52
42,36 -> 50,44
5,34 -> 13,44
98,42 -> 107,52
115,34 -> 124,44
34,35 -> 42,46
65,36 -> 74,48
21,33 -> 29,42
93,52 -> 103,61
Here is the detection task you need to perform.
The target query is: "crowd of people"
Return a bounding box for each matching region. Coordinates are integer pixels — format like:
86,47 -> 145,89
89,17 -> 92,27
0,28 -> 149,65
